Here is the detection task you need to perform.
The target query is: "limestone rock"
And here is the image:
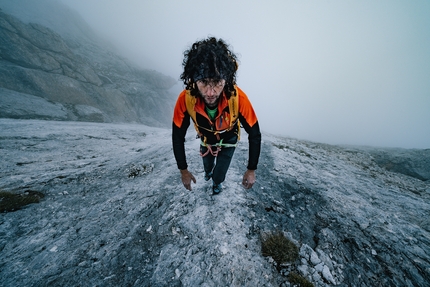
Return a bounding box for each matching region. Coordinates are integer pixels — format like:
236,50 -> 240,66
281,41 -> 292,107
0,2 -> 177,128
0,120 -> 429,286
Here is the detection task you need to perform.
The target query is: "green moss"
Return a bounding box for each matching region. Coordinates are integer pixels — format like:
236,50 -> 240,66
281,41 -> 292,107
261,231 -> 299,266
272,143 -> 289,150
288,272 -> 314,287
0,190 -> 44,212
127,163 -> 153,178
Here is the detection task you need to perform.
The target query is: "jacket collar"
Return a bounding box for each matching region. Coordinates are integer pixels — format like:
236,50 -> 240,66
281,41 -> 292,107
194,91 -> 228,119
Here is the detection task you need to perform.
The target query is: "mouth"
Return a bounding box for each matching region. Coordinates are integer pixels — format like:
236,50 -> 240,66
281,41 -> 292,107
203,94 -> 218,102
203,96 -> 218,108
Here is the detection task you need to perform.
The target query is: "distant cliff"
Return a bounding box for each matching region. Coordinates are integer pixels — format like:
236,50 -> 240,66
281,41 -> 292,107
0,1 -> 177,127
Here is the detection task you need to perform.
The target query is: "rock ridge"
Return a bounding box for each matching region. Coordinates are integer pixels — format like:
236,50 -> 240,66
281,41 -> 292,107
0,3 -> 177,127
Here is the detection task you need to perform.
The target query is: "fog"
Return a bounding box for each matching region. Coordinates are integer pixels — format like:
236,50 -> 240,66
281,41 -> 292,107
59,0 -> 430,149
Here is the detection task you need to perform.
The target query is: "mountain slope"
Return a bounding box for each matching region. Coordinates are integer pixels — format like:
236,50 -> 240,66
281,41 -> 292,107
0,119 -> 429,286
0,0 -> 177,127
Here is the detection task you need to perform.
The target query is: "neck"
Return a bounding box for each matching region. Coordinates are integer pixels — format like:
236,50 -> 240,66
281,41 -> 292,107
206,102 -> 218,109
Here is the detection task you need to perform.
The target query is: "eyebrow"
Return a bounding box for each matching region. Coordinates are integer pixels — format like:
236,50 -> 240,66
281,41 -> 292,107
198,79 -> 225,85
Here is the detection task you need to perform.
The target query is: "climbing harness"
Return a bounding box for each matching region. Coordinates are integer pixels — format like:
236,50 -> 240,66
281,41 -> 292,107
200,138 -> 238,157
184,86 -> 241,157
185,87 -> 240,138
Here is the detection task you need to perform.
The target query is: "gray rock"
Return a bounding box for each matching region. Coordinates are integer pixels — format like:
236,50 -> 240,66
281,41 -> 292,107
0,87 -> 68,120
0,120 -> 430,286
322,265 -> 336,285
297,265 -> 309,277
310,250 -> 321,266
299,243 -> 312,261
0,2 -> 177,128
316,248 -> 334,271
312,271 -> 322,282
314,262 -> 324,273
350,146 -> 430,181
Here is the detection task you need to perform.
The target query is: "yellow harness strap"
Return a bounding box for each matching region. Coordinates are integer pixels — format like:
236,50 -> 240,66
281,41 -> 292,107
185,88 -> 240,141
185,93 -> 199,135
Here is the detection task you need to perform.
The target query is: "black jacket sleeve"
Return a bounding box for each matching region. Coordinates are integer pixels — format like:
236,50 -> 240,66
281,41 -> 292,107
172,114 -> 190,170
239,116 -> 261,170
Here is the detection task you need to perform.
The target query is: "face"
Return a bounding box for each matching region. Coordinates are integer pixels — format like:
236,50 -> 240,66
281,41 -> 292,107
196,79 -> 225,108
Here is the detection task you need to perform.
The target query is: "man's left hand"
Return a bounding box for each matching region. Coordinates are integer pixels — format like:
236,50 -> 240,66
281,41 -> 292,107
242,169 -> 256,189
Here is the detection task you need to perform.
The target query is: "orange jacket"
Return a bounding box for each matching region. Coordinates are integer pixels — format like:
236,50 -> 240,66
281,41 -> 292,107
172,86 -> 261,170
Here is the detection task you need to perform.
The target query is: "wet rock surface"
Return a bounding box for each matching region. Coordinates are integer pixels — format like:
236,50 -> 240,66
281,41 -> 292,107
1,119 -> 429,286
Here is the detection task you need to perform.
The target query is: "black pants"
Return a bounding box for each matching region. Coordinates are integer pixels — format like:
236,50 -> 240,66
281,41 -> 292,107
200,145 -> 236,185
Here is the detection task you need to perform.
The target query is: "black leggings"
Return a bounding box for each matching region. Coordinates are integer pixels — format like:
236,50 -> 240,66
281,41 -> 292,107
200,145 -> 236,185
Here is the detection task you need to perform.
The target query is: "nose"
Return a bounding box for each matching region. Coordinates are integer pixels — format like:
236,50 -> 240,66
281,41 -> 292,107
206,86 -> 217,96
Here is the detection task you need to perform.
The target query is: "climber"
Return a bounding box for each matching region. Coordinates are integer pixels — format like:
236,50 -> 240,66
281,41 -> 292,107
172,37 -> 261,194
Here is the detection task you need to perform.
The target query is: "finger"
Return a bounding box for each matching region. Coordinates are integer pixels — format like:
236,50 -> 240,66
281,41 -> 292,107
191,175 -> 196,183
244,179 -> 254,189
242,179 -> 248,188
183,181 -> 190,191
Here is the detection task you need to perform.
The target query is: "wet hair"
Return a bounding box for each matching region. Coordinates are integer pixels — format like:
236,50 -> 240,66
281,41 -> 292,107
180,37 -> 239,98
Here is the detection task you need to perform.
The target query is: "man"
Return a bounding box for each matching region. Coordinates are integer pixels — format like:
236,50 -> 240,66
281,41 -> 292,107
172,37 -> 261,194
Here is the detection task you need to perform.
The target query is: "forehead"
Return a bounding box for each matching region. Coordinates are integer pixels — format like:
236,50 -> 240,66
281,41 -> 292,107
197,78 -> 225,84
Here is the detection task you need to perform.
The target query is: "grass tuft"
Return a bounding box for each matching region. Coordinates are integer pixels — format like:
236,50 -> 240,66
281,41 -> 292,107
127,163 -> 154,178
261,230 -> 299,266
272,143 -> 289,150
288,271 -> 314,287
0,190 -> 44,212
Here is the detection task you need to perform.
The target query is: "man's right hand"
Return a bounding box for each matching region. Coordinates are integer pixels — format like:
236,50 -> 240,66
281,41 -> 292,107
180,169 -> 196,191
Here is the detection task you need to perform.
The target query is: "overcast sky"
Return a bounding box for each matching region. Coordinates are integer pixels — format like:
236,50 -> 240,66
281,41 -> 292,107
60,0 -> 430,149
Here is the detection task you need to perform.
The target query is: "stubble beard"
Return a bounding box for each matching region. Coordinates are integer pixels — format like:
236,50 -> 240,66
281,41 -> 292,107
202,94 -> 220,109
205,99 -> 218,109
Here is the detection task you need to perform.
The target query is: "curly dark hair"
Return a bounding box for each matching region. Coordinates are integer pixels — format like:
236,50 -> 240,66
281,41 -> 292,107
180,37 -> 239,98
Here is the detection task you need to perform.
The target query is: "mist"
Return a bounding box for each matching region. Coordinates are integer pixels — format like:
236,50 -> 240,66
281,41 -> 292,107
59,0 -> 430,149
